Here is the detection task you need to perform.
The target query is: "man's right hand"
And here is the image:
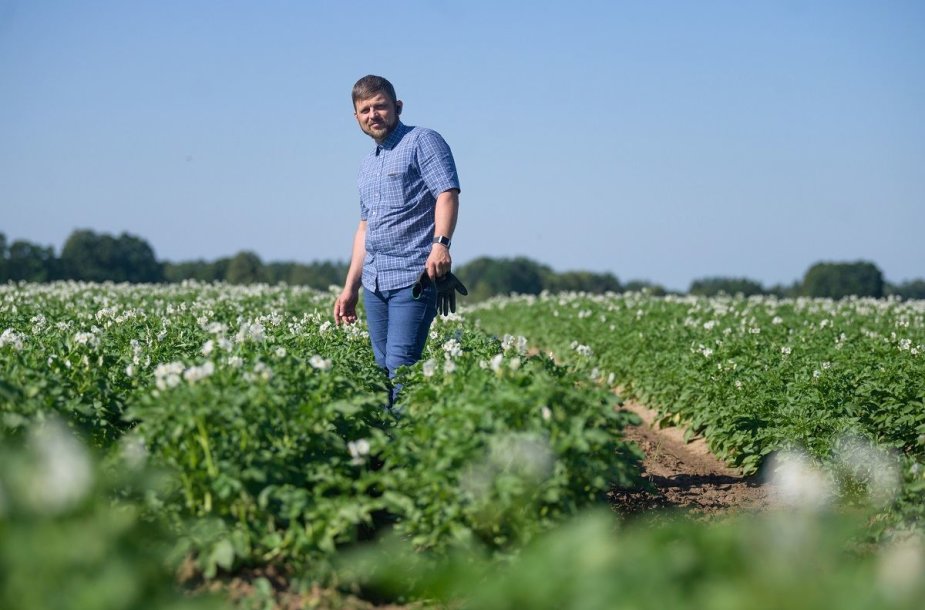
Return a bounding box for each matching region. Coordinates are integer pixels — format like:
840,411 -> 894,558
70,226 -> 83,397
334,288 -> 359,325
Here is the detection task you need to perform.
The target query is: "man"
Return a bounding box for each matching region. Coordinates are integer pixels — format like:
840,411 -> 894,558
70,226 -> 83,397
333,75 -> 461,406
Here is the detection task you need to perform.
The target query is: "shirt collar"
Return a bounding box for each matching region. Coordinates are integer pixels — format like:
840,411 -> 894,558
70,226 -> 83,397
376,121 -> 409,154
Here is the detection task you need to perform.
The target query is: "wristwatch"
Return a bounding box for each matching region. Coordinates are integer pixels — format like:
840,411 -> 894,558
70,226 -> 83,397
433,235 -> 452,249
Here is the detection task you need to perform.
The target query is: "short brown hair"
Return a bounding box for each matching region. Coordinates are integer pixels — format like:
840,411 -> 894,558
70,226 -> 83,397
352,75 -> 397,108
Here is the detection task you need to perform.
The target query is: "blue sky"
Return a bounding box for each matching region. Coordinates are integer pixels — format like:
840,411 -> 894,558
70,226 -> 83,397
2,0 -> 923,290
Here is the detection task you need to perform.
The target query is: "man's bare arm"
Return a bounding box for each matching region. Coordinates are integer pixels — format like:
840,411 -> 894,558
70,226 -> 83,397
334,220 -> 367,324
426,189 -> 459,280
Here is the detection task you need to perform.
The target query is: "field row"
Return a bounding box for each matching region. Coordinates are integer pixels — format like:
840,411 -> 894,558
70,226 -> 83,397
3,283 -> 925,608
0,282 -> 639,583
469,291 -> 925,526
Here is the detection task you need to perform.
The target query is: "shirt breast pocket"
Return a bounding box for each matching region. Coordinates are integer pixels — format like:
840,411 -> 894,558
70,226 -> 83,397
383,170 -> 410,205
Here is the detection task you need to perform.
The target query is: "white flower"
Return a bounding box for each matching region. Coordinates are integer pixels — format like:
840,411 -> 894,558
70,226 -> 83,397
442,338 -> 463,359
541,406 -> 552,421
509,357 -> 522,371
443,359 -> 456,374
768,451 -> 834,511
835,436 -> 900,508
235,321 -> 266,343
154,361 -> 184,390
253,361 -> 272,381
899,338 -> 912,351
735,380 -> 743,390
318,320 -> 333,334
309,354 -> 332,371
348,439 -> 371,465
183,361 -> 215,384
0,328 -> 24,351
489,353 -> 504,372
275,347 -> 287,358
228,356 -> 244,368
26,420 -> 93,514
772,316 -> 784,325
73,331 -> 99,348
813,369 -> 822,379
488,433 -> 553,481
201,339 -> 215,356
422,359 -> 437,377
701,346 -> 714,358
781,346 -> 792,356
206,322 -> 228,335
749,327 -> 761,335
501,334 -> 528,354
821,361 -> 832,370
125,364 -> 134,377
877,534 -> 925,603
703,320 -> 717,330
120,434 -> 148,470
30,314 -> 47,333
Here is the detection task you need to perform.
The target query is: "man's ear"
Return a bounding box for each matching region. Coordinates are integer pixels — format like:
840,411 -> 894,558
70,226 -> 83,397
396,101 -> 403,115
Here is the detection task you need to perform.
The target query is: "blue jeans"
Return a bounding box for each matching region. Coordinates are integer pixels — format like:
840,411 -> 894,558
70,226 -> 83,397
364,282 -> 437,406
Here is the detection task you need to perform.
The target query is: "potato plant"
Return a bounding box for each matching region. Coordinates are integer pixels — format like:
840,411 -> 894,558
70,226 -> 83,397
0,282 -> 642,579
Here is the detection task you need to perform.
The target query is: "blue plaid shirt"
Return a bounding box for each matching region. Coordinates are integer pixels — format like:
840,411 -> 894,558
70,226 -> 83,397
359,121 -> 460,292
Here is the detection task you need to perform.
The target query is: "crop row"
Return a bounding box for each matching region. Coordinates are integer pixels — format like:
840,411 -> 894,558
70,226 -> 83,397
0,281 -> 641,581
469,291 -> 925,527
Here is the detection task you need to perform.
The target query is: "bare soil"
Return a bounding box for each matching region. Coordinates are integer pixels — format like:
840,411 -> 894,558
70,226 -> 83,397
610,401 -> 770,517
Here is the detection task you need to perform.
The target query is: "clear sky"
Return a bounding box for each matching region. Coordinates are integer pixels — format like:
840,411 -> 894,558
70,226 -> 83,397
2,0 -> 923,291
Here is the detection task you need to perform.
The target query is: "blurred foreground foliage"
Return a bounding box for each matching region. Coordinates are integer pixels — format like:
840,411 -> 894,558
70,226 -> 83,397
345,509 -> 925,610
0,421 -> 227,610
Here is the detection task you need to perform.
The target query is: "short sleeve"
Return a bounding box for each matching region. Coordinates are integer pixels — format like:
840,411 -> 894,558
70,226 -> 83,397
416,129 -> 460,197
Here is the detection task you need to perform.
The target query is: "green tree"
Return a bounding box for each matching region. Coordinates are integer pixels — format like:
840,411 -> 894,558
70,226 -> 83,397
0,233 -> 7,280
766,281 -> 801,298
689,276 -> 765,297
225,251 -> 265,284
622,279 -> 668,296
4,239 -> 57,282
801,261 -> 884,299
115,233 -> 163,282
59,229 -> 162,283
546,270 -> 622,294
887,279 -> 925,300
456,257 -> 552,301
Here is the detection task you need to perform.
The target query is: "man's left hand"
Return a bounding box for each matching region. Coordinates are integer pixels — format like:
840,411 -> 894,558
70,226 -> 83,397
426,244 -> 452,280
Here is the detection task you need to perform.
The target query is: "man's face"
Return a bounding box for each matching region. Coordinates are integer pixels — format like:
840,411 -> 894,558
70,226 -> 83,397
354,92 -> 402,142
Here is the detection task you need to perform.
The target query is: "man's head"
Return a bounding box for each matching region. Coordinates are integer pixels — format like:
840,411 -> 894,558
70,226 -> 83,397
352,74 -> 403,143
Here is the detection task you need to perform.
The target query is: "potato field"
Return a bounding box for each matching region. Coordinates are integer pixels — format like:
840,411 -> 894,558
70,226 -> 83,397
1,282 -> 924,609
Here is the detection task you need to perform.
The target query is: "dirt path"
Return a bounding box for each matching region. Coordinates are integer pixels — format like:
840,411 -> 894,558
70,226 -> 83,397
610,401 -> 770,516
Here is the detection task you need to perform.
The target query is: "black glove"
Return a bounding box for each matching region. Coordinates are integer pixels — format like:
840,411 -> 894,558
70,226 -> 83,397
413,271 -> 468,315
435,272 -> 468,315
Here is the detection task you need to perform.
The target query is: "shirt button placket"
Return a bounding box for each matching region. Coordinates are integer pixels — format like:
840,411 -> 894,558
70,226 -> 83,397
376,153 -> 383,201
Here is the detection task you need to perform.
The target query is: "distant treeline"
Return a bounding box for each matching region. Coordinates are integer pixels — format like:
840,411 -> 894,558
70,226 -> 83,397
2,230 -> 924,300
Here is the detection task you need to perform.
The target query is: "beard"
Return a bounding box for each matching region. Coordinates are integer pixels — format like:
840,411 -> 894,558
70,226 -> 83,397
360,115 -> 398,141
